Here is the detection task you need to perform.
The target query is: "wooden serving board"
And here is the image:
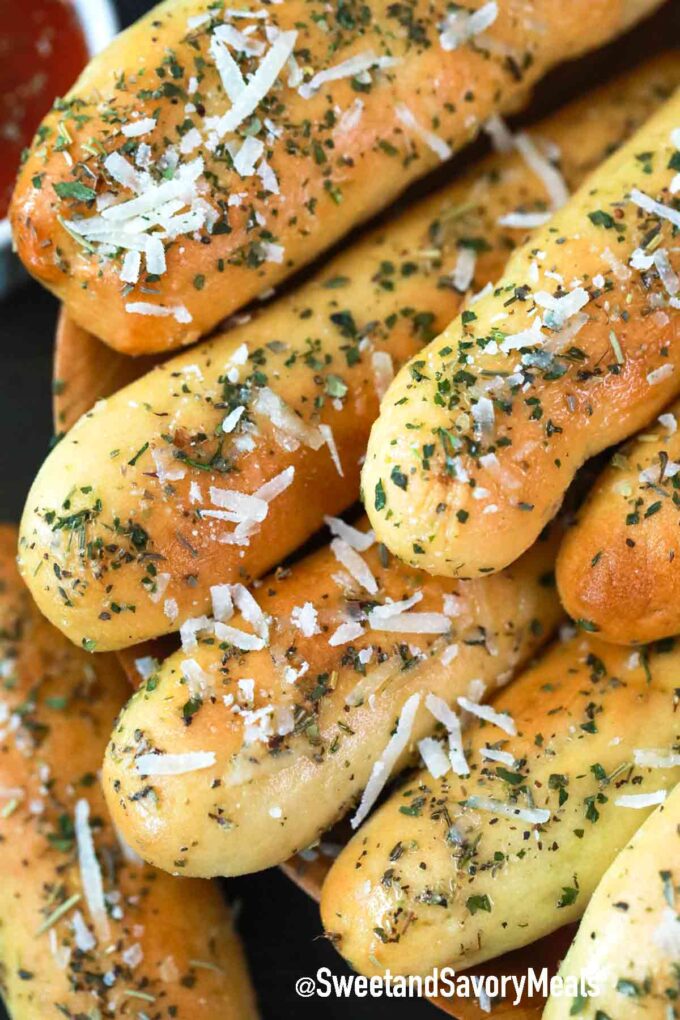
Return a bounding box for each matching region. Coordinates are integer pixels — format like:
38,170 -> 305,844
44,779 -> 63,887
53,310 -> 569,1017
53,307 -> 160,433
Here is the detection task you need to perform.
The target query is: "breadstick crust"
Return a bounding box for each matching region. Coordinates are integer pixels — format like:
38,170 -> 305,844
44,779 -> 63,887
319,635 -> 680,977
544,784 -> 680,1020
0,526 -> 258,1020
363,90 -> 680,580
557,397 -> 680,644
10,0 -> 662,356
102,517 -> 561,877
18,57 -> 679,654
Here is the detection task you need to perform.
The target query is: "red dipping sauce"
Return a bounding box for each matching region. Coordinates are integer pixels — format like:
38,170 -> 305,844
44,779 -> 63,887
0,0 -> 89,220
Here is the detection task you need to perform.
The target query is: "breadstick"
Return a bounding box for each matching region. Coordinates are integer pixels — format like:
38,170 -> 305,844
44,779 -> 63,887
17,56 -> 679,652
10,0 -> 663,355
0,526 -> 258,1020
557,397 -> 680,644
544,782 -> 680,1020
363,89 -> 680,580
102,516 -> 562,877
319,634 -> 680,977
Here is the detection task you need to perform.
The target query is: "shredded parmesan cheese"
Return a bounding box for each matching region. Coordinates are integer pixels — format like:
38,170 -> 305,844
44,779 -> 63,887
426,693 -> 468,775
331,538 -> 378,594
630,187 -> 680,229
480,746 -> 516,766
254,387 -> 324,450
457,697 -> 516,735
371,350 -> 394,400
125,302 -> 192,323
615,790 -> 668,809
534,286 -> 589,330
350,693 -> 421,829
439,1 -> 498,50
214,622 -> 265,651
120,250 -> 141,283
418,736 -> 451,779
633,748 -> 680,768
291,602 -> 321,637
483,114 -> 513,153
254,466 -> 295,502
135,751 -> 217,775
452,246 -> 477,291
497,210 -> 552,229
336,98 -> 364,134
121,117 -> 157,138
368,610 -> 450,634
499,316 -> 545,353
647,364 -> 674,386
207,30 -> 298,138
395,103 -> 452,161
328,620 -> 365,646
465,794 -> 550,824
210,584 -> 234,622
222,406 -> 246,433
208,486 -> 269,522
299,51 -> 398,99
74,799 -> 110,943
658,412 -> 677,434
319,423 -> 344,477
324,515 -> 374,551
180,615 -> 212,652
233,136 -> 265,177
210,34 -> 247,101
514,132 -> 569,209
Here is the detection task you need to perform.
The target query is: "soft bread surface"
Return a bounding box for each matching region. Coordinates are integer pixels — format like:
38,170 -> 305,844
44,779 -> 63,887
0,526 -> 258,1020
544,783 -> 680,1020
319,634 -> 680,977
10,0 -> 662,355
17,57 -> 680,653
557,398 -> 680,644
103,517 -> 561,877
362,89 -> 680,579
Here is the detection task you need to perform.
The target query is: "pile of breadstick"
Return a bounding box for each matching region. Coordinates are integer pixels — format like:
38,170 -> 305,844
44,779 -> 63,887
4,0 -> 679,1016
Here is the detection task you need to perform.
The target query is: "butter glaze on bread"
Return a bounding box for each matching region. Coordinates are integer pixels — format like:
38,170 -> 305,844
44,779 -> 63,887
320,635 -> 680,977
544,783 -> 680,1020
0,526 -> 258,1020
102,516 -> 561,877
363,90 -> 680,580
18,57 -> 680,654
557,397 -> 680,644
10,0 -> 662,355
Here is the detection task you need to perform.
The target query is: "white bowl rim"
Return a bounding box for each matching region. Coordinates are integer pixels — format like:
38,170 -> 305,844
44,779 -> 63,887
0,0 -> 120,248
0,218 -> 12,249
73,0 -> 120,59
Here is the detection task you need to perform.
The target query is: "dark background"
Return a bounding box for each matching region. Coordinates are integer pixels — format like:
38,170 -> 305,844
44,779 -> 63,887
0,2 -> 675,1017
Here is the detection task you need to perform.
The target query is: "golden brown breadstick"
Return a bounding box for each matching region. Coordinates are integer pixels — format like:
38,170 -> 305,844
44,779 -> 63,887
320,634 -> 680,977
18,55 -> 679,652
557,397 -> 680,644
544,782 -> 680,1020
10,0 -> 663,355
102,515 -> 562,877
0,526 -> 258,1020
363,90 -> 680,580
